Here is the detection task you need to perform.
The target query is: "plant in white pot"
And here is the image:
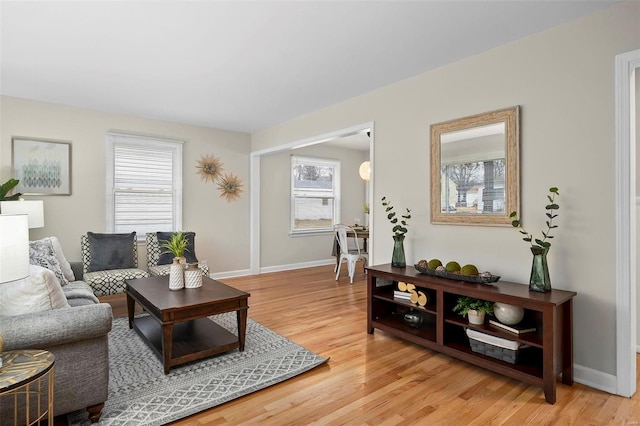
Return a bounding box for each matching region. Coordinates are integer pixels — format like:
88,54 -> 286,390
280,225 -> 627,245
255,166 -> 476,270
453,296 -> 494,325
160,232 -> 189,290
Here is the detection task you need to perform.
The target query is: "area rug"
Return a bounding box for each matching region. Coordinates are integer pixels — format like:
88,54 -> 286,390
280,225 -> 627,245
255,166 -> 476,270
68,313 -> 328,425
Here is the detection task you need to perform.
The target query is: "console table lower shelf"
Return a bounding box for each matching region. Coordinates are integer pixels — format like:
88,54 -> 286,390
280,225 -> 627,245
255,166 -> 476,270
367,264 -> 576,404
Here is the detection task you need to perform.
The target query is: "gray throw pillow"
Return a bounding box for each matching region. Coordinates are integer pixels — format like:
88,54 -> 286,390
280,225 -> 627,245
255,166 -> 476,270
87,232 -> 136,272
157,232 -> 198,265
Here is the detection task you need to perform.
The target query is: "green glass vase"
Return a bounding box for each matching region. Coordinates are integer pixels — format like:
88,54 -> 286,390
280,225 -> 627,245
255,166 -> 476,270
529,246 -> 551,292
391,234 -> 406,268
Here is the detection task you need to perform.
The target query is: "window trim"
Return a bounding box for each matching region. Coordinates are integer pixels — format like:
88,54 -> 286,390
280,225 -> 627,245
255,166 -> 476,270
290,155 -> 341,236
105,131 -> 183,239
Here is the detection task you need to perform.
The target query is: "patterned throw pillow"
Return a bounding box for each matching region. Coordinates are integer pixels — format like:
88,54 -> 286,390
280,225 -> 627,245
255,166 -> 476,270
28,239 -> 69,286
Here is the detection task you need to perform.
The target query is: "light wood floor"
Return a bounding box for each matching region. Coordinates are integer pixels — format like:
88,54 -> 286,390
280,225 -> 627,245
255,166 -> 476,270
97,265 -> 639,425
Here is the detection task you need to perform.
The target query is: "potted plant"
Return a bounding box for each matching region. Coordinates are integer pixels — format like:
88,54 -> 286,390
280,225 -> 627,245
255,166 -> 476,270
160,232 -> 189,290
453,296 -> 494,325
160,232 -> 189,260
381,196 -> 411,267
509,187 -> 560,292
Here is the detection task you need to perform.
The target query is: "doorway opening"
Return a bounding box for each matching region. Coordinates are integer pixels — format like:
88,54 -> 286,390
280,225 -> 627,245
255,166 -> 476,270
250,123 -> 374,274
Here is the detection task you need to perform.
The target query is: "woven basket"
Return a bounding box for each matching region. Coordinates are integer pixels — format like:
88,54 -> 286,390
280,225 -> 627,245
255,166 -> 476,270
465,329 -> 523,364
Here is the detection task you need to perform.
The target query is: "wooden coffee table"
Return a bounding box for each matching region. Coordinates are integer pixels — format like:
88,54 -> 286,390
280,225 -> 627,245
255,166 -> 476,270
126,275 -> 250,374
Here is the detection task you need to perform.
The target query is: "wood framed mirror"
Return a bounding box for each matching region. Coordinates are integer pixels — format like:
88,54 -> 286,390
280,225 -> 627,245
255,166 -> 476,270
430,106 -> 519,226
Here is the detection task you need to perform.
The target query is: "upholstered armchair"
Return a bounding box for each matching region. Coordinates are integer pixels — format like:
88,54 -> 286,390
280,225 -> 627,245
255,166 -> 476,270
81,232 -> 149,296
146,232 -> 210,277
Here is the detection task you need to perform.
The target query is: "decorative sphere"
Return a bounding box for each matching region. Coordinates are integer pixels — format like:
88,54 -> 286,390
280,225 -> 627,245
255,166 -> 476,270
493,302 -> 524,325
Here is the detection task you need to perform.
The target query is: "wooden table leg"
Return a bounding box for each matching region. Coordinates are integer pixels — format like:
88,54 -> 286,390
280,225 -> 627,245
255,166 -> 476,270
162,322 -> 174,374
542,306 -> 556,404
561,299 -> 574,385
126,293 -> 134,329
237,308 -> 248,351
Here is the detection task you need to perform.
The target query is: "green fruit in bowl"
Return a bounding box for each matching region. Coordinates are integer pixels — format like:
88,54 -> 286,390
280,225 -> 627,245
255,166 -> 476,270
427,259 -> 442,269
445,261 -> 461,273
461,264 -> 479,276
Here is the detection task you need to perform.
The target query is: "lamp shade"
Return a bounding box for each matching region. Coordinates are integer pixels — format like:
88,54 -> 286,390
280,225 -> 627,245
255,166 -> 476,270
0,200 -> 44,228
0,214 -> 30,283
359,161 -> 371,182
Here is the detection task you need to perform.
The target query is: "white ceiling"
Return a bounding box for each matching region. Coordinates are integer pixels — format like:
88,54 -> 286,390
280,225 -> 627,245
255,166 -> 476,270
0,1 -> 619,134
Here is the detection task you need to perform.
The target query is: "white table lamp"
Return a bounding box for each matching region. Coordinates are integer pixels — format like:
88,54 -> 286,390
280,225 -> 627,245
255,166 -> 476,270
0,214 -> 30,368
0,200 -> 44,228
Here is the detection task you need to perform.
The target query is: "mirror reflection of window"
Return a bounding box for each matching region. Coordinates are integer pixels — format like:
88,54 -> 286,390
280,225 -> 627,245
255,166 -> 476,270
440,123 -> 506,215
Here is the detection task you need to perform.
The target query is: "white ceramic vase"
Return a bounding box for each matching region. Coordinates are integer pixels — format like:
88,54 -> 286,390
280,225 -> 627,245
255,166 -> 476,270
493,302 -> 525,325
184,263 -> 203,288
169,257 -> 185,290
467,310 -> 485,325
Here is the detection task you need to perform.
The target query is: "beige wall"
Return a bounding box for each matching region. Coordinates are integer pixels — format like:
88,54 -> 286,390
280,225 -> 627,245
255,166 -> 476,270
260,143 -> 368,267
0,96 -> 251,273
253,2 -> 640,376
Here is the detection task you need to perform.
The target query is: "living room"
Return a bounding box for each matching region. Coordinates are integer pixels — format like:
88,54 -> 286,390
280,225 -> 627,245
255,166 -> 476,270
1,1 -> 639,424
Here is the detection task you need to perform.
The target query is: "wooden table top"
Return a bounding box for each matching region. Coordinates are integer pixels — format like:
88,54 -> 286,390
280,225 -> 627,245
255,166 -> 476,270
126,275 -> 250,311
0,349 -> 55,393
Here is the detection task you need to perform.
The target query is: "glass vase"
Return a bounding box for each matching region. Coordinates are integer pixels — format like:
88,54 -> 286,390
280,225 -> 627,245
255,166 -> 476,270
391,234 -> 406,268
529,246 -> 551,292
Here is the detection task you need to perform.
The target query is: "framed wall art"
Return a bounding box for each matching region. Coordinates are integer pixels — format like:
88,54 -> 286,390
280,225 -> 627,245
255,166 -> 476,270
12,137 -> 72,195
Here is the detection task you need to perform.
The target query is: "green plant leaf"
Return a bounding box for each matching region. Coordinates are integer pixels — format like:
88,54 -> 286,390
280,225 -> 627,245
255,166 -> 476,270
509,211 -> 517,218
387,212 -> 395,220
523,237 -> 532,242
546,204 -> 559,210
542,241 -> 551,248
511,220 -> 520,227
0,178 -> 21,201
549,187 -> 559,194
519,230 -> 528,235
535,238 -> 545,246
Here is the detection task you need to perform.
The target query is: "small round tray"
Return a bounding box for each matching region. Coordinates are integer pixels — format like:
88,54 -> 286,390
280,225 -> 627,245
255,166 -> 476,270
414,264 -> 500,284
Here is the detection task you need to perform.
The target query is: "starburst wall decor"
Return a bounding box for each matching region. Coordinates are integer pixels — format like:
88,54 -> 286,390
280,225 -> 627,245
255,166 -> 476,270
217,172 -> 243,202
196,154 -> 224,183
196,154 -> 244,202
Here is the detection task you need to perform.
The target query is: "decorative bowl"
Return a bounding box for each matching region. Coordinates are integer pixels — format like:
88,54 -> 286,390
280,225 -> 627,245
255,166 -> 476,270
414,264 -> 500,284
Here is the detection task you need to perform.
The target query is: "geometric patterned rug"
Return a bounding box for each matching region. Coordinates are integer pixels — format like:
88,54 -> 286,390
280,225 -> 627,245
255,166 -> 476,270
68,313 -> 328,425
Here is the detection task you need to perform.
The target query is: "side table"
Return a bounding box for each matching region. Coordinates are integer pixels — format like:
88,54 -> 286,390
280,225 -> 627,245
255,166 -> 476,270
0,349 -> 55,426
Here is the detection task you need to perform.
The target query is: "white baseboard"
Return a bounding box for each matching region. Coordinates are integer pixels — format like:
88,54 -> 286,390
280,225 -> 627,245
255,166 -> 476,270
573,363 -> 617,395
208,259 -> 336,280
259,258 -> 335,274
208,269 -> 252,280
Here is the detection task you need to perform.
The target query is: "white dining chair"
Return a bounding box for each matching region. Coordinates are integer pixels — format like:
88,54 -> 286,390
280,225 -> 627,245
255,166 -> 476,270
334,224 -> 368,284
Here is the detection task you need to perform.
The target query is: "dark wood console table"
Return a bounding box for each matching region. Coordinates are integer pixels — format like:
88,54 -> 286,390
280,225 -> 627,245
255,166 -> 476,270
366,264 -> 576,404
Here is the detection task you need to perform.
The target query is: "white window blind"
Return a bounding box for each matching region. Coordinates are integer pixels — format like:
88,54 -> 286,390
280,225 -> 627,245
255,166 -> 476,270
106,132 -> 183,238
291,155 -> 340,234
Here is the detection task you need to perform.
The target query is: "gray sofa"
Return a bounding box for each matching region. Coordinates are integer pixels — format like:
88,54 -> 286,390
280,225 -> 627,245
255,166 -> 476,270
0,262 -> 112,423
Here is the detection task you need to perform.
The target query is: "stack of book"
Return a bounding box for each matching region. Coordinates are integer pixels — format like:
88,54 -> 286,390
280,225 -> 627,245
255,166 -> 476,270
393,290 -> 412,301
488,319 -> 536,334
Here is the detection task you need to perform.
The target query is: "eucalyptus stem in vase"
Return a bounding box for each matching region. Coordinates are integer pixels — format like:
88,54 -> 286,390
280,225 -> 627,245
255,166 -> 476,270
381,196 -> 411,267
509,187 -> 560,292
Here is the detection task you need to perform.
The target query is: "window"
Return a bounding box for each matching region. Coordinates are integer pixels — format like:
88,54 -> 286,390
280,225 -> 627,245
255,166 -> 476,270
106,132 -> 183,239
291,155 -> 340,234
